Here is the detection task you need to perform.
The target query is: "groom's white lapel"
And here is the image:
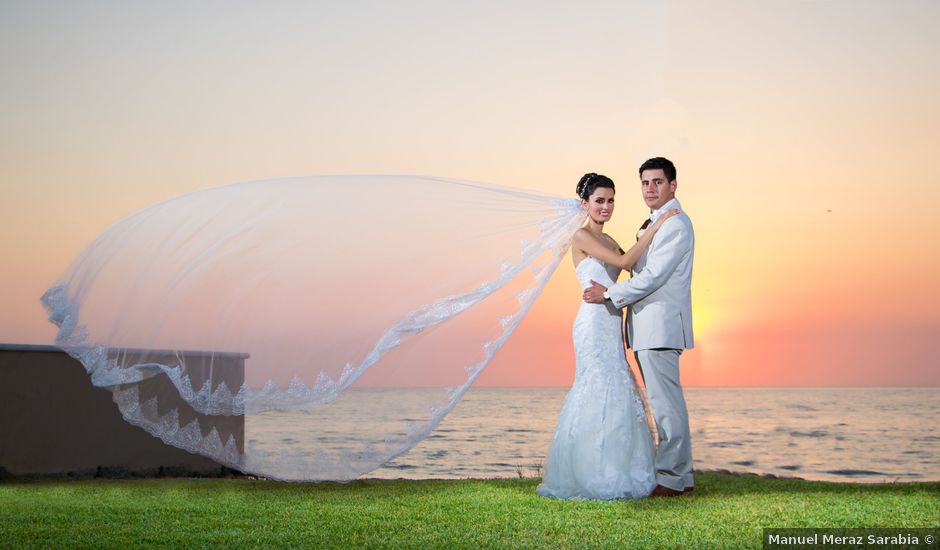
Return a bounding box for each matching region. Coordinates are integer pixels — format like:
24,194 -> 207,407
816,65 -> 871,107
631,197 -> 680,277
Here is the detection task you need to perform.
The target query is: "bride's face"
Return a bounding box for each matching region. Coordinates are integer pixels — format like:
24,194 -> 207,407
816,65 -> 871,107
582,187 -> 615,224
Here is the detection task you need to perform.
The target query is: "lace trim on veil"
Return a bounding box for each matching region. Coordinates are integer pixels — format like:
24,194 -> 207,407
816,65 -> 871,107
41,194 -> 587,481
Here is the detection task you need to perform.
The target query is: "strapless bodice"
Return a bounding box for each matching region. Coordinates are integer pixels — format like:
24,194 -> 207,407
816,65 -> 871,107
575,256 -> 620,290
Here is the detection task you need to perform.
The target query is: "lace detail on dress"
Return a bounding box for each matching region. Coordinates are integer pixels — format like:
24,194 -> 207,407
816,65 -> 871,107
536,256 -> 656,499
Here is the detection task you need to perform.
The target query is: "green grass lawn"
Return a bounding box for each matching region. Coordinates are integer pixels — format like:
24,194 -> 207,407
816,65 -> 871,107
1,472 -> 937,549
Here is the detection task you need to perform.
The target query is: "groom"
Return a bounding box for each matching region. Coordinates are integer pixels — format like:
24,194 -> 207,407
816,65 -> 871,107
583,156 -> 695,497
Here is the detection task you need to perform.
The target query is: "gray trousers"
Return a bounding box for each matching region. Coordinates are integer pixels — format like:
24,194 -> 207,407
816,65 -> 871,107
635,348 -> 693,491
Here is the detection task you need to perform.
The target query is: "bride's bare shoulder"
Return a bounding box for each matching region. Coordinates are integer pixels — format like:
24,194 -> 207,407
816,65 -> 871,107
573,227 -> 599,243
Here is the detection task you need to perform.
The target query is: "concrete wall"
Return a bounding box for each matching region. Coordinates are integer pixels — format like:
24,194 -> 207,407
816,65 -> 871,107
0,344 -> 246,477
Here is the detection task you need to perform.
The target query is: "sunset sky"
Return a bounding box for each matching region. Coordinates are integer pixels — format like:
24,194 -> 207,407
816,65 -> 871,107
1,1 -> 937,387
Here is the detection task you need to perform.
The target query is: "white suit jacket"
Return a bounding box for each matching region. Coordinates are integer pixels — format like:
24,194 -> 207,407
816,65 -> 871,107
605,198 -> 695,351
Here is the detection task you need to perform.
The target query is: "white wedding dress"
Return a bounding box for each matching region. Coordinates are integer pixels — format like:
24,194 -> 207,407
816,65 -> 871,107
536,255 -> 657,500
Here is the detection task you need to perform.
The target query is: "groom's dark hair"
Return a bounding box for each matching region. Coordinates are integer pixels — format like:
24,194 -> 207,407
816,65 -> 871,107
639,157 -> 677,182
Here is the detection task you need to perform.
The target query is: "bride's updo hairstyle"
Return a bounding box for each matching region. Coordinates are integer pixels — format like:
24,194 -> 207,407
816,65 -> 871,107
576,173 -> 615,201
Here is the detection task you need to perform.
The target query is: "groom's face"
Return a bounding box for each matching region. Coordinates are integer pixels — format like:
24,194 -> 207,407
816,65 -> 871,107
640,169 -> 677,211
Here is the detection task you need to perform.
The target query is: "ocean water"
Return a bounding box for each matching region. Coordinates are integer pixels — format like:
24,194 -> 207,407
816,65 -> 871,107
245,387 -> 939,482
360,387 -> 940,483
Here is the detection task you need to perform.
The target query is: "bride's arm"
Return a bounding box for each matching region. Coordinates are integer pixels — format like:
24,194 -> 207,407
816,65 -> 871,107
573,209 -> 679,270
573,229 -> 634,269
617,208 -> 680,270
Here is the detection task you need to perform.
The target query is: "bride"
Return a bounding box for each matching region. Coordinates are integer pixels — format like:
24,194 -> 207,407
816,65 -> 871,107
536,173 -> 678,500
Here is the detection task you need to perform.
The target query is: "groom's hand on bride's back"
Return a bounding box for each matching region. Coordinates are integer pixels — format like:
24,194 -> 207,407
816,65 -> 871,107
583,280 -> 608,303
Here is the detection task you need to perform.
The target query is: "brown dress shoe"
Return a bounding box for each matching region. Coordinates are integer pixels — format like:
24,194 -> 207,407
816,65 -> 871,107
650,484 -> 684,497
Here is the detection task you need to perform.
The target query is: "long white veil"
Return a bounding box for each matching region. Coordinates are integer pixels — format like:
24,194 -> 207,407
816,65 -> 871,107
41,175 -> 587,481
